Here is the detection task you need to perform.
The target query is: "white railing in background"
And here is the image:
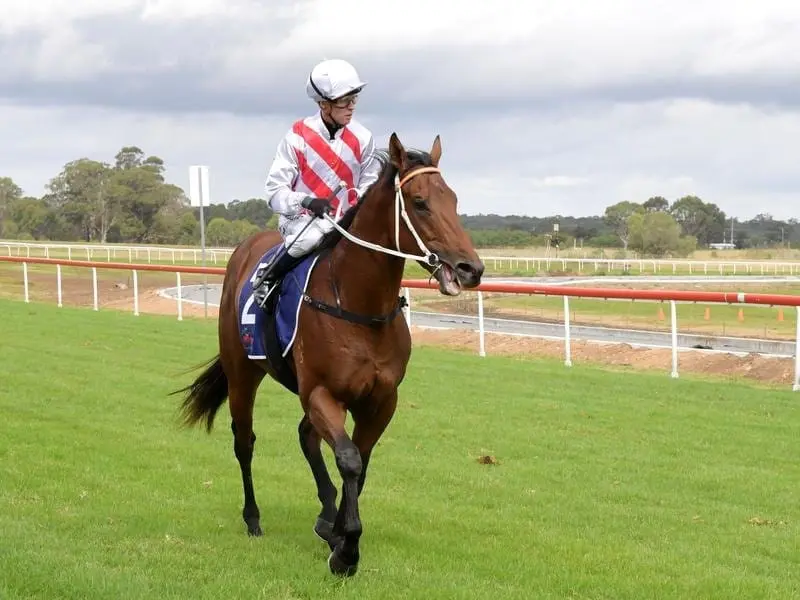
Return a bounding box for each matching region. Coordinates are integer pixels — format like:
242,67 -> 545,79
2,240 -> 800,275
0,241 -> 232,265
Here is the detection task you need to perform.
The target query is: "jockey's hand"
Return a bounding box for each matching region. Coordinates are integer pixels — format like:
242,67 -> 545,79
301,196 -> 332,218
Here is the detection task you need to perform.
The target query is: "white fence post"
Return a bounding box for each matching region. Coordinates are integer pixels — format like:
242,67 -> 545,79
670,300 -> 678,378
133,270 -> 139,317
564,295 -> 572,367
794,307 -> 800,392
57,264 -> 63,307
176,272 -> 183,321
92,267 -> 98,311
23,262 -> 29,303
477,291 -> 486,357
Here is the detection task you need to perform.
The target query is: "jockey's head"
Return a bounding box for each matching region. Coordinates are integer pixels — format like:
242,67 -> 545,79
306,59 -> 366,127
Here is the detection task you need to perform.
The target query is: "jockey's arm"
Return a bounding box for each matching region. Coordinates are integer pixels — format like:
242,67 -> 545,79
264,133 -> 308,217
355,134 -> 382,199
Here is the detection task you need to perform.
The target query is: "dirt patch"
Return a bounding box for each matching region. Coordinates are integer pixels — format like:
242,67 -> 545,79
0,264 -> 219,319
103,288 -> 220,319
409,328 -> 798,388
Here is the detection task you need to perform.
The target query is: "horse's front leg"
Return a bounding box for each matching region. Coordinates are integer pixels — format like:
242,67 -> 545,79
306,386 -> 364,577
329,391 -> 398,576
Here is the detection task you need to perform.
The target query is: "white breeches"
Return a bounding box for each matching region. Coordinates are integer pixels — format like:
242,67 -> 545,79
280,214 -> 335,257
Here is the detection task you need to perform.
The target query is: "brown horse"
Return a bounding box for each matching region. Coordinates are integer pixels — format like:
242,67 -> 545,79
174,132 -> 484,576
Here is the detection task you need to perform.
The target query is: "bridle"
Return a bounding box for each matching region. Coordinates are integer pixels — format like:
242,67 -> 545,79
322,166 -> 442,268
300,165 -> 443,328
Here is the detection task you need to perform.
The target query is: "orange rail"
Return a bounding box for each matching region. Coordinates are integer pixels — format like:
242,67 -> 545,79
4,255 -> 800,307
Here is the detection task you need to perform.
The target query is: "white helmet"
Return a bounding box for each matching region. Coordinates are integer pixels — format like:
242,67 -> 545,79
306,59 -> 367,102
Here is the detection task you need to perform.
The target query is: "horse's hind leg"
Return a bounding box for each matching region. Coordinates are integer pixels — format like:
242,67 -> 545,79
298,415 -> 338,543
228,367 -> 264,536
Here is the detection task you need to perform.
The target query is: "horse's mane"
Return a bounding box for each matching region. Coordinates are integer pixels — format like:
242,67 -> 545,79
316,147 -> 434,252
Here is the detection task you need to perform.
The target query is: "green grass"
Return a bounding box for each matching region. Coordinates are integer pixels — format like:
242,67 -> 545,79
1,300 -> 800,598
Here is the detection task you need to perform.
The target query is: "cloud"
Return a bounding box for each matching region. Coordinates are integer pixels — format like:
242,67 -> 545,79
1,0 -> 799,221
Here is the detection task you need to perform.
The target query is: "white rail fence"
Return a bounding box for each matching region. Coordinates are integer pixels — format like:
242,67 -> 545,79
2,240 -> 800,274
1,255 -> 799,391
0,241 -> 232,264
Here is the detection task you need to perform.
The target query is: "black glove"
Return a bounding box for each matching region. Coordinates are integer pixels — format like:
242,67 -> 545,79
301,196 -> 332,218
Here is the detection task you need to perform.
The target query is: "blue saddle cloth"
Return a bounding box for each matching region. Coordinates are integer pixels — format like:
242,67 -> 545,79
237,244 -> 320,360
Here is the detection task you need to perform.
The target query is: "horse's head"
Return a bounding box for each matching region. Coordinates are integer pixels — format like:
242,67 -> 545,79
388,133 -> 484,296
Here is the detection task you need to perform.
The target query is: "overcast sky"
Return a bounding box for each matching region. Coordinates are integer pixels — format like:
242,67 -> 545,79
1,0 -> 799,220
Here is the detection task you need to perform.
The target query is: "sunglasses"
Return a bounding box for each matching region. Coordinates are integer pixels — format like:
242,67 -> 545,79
331,94 -> 359,108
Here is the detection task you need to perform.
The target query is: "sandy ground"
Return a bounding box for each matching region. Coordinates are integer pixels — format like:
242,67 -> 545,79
3,267 -> 796,388
409,328 -> 796,388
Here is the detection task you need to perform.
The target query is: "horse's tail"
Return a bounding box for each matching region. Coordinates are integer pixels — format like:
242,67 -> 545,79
173,355 -> 229,433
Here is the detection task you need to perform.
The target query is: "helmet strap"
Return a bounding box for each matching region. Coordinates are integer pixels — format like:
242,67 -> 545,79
319,107 -> 344,138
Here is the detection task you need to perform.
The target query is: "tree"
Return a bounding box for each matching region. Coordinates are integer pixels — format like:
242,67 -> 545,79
669,195 -> 726,246
643,196 -> 669,213
206,217 -> 237,246
44,159 -> 114,241
9,196 -> 50,239
0,177 -> 24,237
114,146 -> 145,170
142,155 -> 165,180
603,201 -> 644,250
111,167 -> 184,242
265,213 -> 280,230
628,211 -> 684,256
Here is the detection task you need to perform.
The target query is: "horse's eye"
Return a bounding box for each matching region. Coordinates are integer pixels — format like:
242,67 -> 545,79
413,197 -> 429,211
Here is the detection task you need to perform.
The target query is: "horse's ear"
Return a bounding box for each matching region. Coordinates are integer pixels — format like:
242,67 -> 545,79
430,135 -> 442,167
389,132 -> 408,171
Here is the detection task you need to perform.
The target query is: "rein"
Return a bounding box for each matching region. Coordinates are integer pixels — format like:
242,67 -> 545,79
303,165 -> 440,327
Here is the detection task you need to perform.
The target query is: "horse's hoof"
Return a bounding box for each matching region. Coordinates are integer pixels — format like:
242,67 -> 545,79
328,546 -> 358,577
313,517 -> 334,542
246,520 -> 263,537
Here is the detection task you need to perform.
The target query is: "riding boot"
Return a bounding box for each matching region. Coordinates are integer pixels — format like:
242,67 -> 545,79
253,250 -> 307,309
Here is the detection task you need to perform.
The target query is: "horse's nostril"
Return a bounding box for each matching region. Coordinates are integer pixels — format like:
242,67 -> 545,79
456,261 -> 484,282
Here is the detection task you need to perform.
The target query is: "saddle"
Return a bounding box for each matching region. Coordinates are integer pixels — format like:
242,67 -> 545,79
237,243 -> 325,395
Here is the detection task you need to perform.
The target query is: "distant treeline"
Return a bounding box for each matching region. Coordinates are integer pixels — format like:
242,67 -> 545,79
0,146 -> 796,256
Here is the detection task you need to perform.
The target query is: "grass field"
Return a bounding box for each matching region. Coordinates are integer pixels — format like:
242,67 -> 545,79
1,299 -> 799,599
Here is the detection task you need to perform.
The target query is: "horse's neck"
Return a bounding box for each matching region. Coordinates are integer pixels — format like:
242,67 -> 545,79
329,190 -> 405,314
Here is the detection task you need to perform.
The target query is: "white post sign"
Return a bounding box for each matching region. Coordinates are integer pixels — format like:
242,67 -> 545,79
188,165 -> 210,317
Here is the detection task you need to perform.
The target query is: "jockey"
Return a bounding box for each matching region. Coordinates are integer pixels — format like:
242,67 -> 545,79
254,58 -> 383,304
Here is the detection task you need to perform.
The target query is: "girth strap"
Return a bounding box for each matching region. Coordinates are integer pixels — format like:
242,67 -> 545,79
302,294 -> 407,327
